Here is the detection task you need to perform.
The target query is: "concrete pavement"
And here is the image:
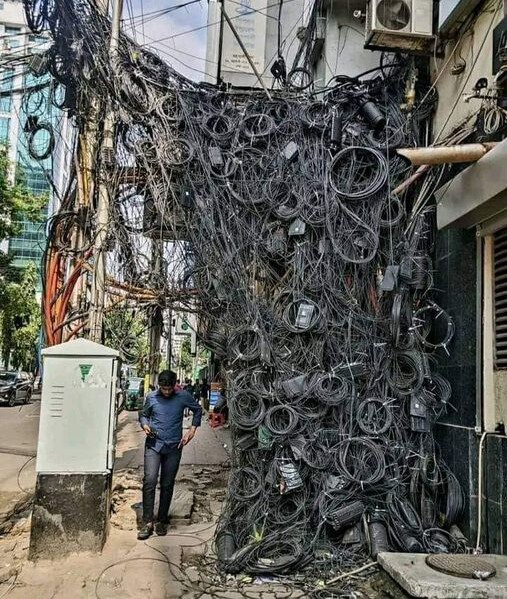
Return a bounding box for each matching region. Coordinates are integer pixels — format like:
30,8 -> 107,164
0,401 -> 39,535
0,400 -> 40,456
0,410 -> 248,598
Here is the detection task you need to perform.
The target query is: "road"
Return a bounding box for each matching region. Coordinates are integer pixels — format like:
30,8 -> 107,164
0,398 -> 40,495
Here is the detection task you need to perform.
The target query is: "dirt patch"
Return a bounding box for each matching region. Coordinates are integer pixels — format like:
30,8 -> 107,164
178,464 -> 228,523
110,463 -> 229,530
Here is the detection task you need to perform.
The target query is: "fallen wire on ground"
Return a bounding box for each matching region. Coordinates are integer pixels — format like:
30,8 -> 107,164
22,0 -> 473,589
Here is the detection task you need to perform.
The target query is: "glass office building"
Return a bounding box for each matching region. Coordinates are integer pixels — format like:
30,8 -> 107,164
0,5 -> 55,279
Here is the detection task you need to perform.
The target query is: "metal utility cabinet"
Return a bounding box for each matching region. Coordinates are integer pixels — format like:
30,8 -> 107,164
36,338 -> 119,473
30,339 -> 120,561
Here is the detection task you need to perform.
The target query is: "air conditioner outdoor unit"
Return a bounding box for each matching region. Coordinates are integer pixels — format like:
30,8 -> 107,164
365,0 -> 437,55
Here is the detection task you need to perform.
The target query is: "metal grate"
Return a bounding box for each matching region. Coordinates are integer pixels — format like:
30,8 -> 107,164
494,227 -> 507,369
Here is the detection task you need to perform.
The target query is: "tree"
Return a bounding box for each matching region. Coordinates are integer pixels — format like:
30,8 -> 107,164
103,309 -> 149,375
0,147 -> 45,246
0,145 -> 46,295
177,337 -> 193,378
0,262 -> 40,370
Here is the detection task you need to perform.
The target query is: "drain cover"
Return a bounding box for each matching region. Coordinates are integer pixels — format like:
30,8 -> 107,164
426,554 -> 496,580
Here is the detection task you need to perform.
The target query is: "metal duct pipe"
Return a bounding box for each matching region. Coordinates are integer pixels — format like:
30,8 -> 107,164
397,142 -> 497,166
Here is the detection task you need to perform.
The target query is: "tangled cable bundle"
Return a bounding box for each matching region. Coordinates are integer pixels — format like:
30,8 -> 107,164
23,0 -> 470,580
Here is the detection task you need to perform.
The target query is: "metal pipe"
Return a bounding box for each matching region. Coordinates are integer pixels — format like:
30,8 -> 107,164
216,0 -> 225,85
220,6 -> 273,100
397,142 -> 497,166
392,164 -> 430,196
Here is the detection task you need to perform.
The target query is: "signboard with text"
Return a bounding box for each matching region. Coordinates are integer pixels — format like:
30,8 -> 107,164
222,0 -> 267,76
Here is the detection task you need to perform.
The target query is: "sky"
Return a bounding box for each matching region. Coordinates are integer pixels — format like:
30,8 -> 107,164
126,0 -> 210,81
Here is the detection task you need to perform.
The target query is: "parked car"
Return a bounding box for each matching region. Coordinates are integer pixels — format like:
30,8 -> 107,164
0,371 -> 33,406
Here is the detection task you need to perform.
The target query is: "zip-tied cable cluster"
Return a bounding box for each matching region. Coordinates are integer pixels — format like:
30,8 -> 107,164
24,0 -> 470,582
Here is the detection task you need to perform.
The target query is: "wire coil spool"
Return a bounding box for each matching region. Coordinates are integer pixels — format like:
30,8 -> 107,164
356,398 -> 393,435
335,438 -> 386,487
328,146 -> 388,200
265,405 -> 300,436
229,391 -> 266,431
28,122 -> 55,161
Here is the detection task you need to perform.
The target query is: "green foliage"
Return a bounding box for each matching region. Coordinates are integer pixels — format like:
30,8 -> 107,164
178,337 -> 193,377
0,262 -> 40,370
0,147 -> 45,242
103,309 -> 149,374
0,147 -> 47,370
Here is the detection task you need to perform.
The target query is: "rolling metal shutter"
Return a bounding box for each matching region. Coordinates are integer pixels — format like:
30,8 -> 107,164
495,227 -> 507,369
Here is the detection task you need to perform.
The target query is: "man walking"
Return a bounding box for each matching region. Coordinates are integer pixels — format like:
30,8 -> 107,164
138,369 -> 202,540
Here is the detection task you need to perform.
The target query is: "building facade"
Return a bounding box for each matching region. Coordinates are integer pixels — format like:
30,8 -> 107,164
0,0 -> 69,275
204,0 -> 380,87
433,0 -> 507,554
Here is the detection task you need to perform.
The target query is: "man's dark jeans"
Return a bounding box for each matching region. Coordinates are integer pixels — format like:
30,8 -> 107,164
142,444 -> 182,524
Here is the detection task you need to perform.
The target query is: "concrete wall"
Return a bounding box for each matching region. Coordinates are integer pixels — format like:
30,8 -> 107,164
432,0 -> 504,140
316,0 -> 380,86
205,0 -> 378,88
205,0 -> 306,87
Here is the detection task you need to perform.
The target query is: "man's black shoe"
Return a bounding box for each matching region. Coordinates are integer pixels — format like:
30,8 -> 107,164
155,522 -> 168,536
137,523 -> 153,540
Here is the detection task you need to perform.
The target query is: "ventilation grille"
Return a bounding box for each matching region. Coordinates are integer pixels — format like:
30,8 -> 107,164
494,227 -> 507,369
49,384 -> 64,417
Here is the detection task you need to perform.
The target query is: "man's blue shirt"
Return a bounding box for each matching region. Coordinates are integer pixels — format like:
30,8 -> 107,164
139,389 -> 202,452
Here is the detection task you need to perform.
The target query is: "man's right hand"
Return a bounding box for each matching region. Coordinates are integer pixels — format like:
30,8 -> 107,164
142,424 -> 151,436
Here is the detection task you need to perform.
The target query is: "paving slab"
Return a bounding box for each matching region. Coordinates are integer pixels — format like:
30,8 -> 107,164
169,489 -> 194,520
378,552 -> 507,599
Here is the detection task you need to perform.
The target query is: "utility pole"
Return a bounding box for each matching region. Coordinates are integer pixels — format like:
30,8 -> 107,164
88,0 -> 123,342
216,0 -> 225,85
166,307 -> 173,370
29,0 -> 125,562
148,239 -> 163,386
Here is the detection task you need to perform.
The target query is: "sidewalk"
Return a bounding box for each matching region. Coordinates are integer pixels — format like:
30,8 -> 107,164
115,410 -> 231,470
0,402 -> 38,539
0,411 -> 388,598
0,412 -> 260,599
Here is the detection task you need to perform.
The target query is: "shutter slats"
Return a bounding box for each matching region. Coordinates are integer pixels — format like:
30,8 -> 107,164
494,227 -> 507,369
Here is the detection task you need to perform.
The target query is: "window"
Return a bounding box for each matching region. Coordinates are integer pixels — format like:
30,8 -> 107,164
0,68 -> 13,113
4,26 -> 22,49
494,227 -> 507,369
0,116 -> 9,142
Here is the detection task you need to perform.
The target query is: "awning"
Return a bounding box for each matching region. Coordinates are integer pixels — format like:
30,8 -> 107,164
436,138 -> 507,231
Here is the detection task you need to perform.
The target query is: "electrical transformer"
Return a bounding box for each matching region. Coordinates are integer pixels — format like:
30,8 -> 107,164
36,338 -> 120,474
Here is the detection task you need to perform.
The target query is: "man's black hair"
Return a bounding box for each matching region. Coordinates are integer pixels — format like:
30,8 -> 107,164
158,370 -> 177,387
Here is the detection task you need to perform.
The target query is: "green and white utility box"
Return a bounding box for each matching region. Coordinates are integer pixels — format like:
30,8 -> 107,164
29,338 -> 120,561
36,338 -> 120,473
